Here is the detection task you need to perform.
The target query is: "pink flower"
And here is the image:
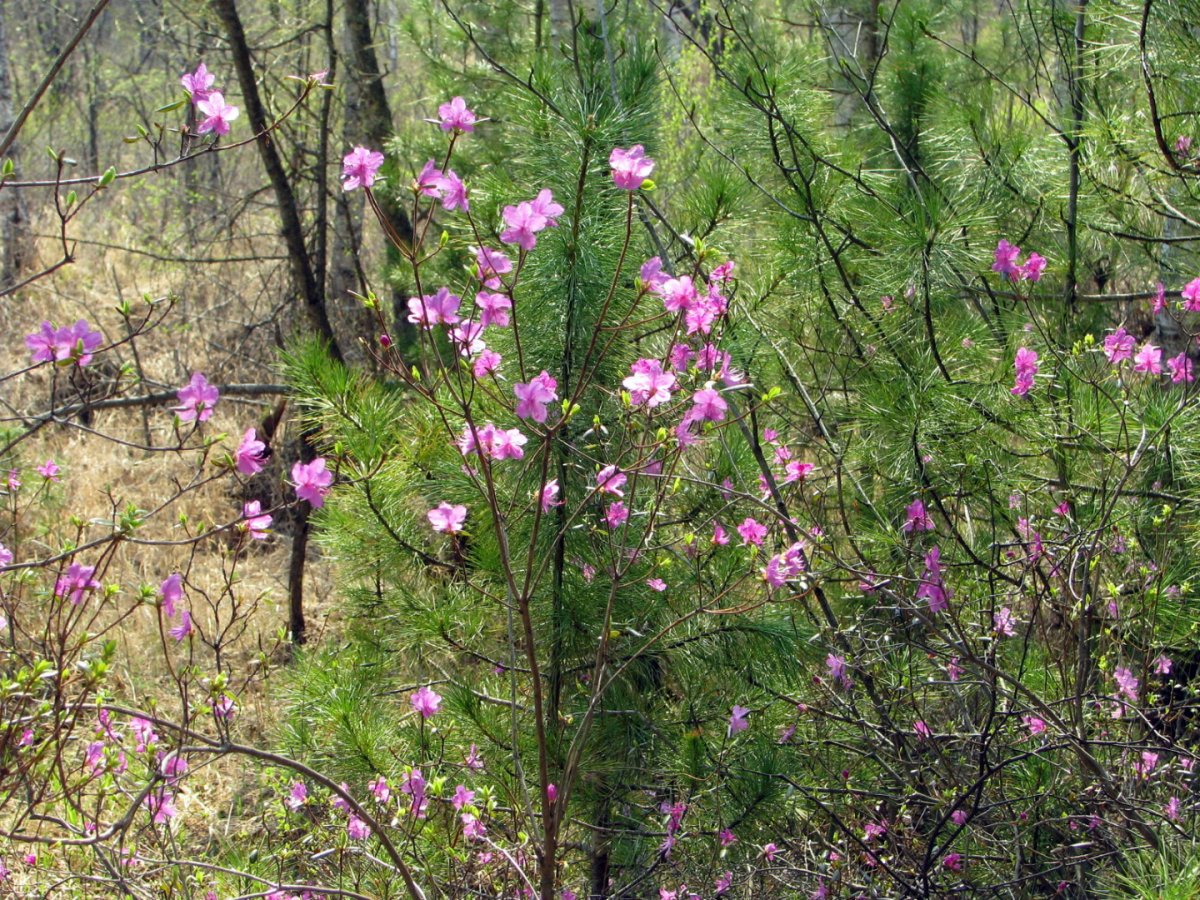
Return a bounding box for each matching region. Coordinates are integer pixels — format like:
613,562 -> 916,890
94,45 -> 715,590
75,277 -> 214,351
160,573 -> 183,618
411,685 -> 442,719
604,501 -> 628,529
1154,654 -> 1173,675
659,275 -> 698,312
781,460 -> 815,483
180,63 -> 215,103
712,523 -> 729,545
428,502 -> 467,534
1135,750 -> 1159,778
1011,347 -> 1039,397
169,610 -> 193,641
917,546 -> 950,613
1183,277 -> 1200,312
646,578 -> 667,592
473,348 -> 503,378
951,809 -> 968,826
715,871 -> 733,895
145,788 -> 177,825
285,781 -> 308,810
461,812 -> 486,841
624,359 -> 676,407
728,705 -> 750,735
826,654 -> 852,690
546,783 -> 558,804
342,146 -> 385,191
347,815 -> 370,840
458,423 -> 527,460
36,459 -> 59,481
367,775 -> 390,803
1168,352 -> 1195,384
760,842 -> 779,862
1022,715 -> 1046,735
0,543 -> 12,569
537,478 -> 561,513
1113,666 -> 1139,703
913,719 -> 932,739
236,428 -> 267,475
737,517 -> 767,546
514,371 -> 559,423
902,499 -> 934,534
864,821 -> 887,840
1133,343 -> 1163,374
595,465 -> 627,497
1019,252 -> 1047,282
1166,796 -> 1182,821
947,657 -> 963,682
500,190 -> 563,250
475,246 -> 513,287
291,458 -> 333,507
416,159 -> 442,196
690,388 -> 727,423
437,96 -> 477,133
449,321 -> 486,357
242,500 -> 272,539
452,784 -> 475,810
475,291 -> 511,328
992,240 -> 1022,280
1154,281 -> 1168,313
438,169 -> 470,212
55,562 -> 100,605
407,288 -> 462,328
174,373 -> 219,423
1104,327 -> 1136,364
195,92 -> 239,136
943,853 -> 963,872
610,145 -> 655,190
994,606 -> 1016,637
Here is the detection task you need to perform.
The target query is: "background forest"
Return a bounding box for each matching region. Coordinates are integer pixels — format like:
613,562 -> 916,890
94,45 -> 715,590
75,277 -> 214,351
2,0 -> 1200,897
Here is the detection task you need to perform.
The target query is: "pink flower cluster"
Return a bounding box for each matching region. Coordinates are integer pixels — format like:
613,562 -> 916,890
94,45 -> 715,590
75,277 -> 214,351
25,319 -> 103,367
992,239 -> 1046,283
180,63 -> 239,136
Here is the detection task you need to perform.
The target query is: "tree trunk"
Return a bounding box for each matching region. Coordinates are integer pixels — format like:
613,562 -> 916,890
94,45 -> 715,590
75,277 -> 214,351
0,13 -> 32,287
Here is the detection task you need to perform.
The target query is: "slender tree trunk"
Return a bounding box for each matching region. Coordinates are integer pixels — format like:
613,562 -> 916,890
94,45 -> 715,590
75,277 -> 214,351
211,0 -> 345,646
0,14 -> 31,287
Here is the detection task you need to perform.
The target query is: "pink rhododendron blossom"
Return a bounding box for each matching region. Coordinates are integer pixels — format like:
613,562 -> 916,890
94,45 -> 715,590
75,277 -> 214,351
647,578 -> 667,591
407,287 -> 461,328
428,502 -> 467,534
1019,252 -> 1047,282
782,460 -> 815,483
1154,281 -> 1167,314
992,240 -> 1021,280
55,563 -> 100,605
951,809 -> 968,826
1166,796 -> 1182,821
458,423 -> 527,460
169,610 -> 193,641
291,458 -> 333,507
760,842 -> 779,862
1022,715 -> 1046,735
917,546 -> 950,613
475,246 -> 512,288
236,428 -> 267,475
1133,343 -> 1163,374
369,776 -> 391,803
437,169 -> 469,211
415,159 -> 442,196
36,459 -> 59,481
174,373 -> 219,422
437,96 -> 477,133
826,654 -> 852,690
347,815 -> 370,840
943,853 -> 963,872
1104,327 -> 1136,364
195,92 -> 239,135
1011,347 -> 1039,396
242,500 -> 272,539
712,523 -> 729,545
285,782 -> 308,810
738,517 -> 767,545
1168,352 -> 1195,384
610,145 -> 655,190
537,478 -> 561,513
473,348 -> 503,378
604,501 -> 628,528
461,813 -> 486,841
342,146 -> 385,191
715,871 -> 733,895
728,705 -> 750,735
913,719 -> 932,739
500,190 -> 563,250
1154,654 -> 1173,675
449,321 -> 486,357
27,320 -> 103,366
160,573 -> 183,618
1183,277 -> 1200,312
0,543 -> 12,568
902,499 -> 934,534
452,784 -> 475,810
994,606 -> 1016,637
514,371 -> 559,423
475,291 -> 511,328
145,789 -> 177,825
411,685 -> 442,719
659,275 -> 698,313
180,63 -> 215,103
595,465 -> 627,497
624,358 -> 676,407
690,388 -> 727,423
1112,666 -> 1139,703
640,256 -> 670,292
